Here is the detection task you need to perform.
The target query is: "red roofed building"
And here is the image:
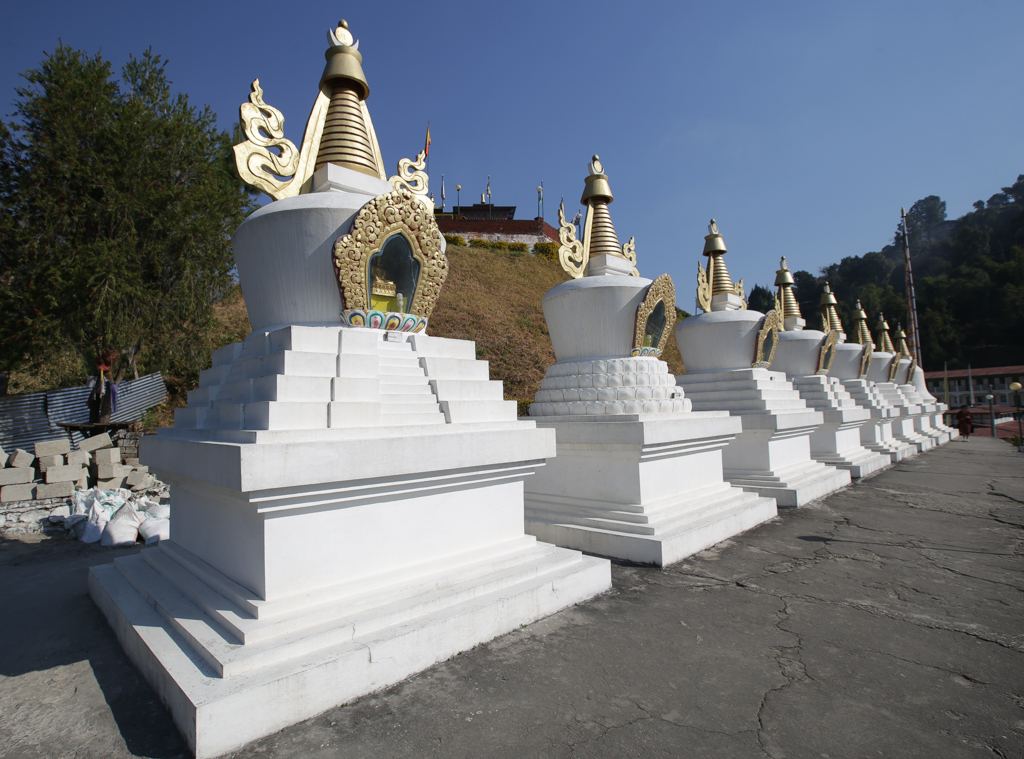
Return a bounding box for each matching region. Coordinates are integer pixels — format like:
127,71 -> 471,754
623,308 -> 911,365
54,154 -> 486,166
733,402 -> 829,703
435,203 -> 559,248
923,364 -> 1024,407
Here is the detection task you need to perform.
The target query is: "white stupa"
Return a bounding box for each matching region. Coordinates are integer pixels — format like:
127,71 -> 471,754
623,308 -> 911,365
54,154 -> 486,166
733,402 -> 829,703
674,223 -> 851,507
768,267 -> 889,479
523,157 -> 776,566
831,301 -> 916,461
865,314 -> 936,452
87,23 -> 610,758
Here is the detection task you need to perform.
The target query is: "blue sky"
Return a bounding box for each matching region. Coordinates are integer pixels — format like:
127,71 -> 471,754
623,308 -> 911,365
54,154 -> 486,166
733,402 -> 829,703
3,1 -> 1022,304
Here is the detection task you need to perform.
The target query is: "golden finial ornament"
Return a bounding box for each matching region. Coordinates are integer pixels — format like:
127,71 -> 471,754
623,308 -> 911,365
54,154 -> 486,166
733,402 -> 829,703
875,313 -> 895,352
558,155 -> 638,278
774,257 -> 801,326
819,283 -> 843,333
696,219 -> 746,312
893,322 -> 911,357
849,300 -> 873,346
315,20 -> 384,177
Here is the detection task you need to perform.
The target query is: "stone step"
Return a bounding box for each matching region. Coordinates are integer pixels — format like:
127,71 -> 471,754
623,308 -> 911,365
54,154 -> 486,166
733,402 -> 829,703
379,383 -> 433,396
381,402 -> 443,415
117,541 -> 585,679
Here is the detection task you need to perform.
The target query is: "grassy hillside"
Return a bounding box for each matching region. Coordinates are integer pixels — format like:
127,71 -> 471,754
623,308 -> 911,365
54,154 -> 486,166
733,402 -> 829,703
213,246 -> 686,407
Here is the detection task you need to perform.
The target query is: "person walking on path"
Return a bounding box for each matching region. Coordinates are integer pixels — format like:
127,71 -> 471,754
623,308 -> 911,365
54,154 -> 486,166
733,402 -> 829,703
957,405 -> 974,441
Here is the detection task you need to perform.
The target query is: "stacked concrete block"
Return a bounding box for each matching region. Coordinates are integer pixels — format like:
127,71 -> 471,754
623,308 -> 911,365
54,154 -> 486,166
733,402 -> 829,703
1,431 -> 163,513
35,439 -> 71,458
1,448 -> 38,502
9,448 -> 34,468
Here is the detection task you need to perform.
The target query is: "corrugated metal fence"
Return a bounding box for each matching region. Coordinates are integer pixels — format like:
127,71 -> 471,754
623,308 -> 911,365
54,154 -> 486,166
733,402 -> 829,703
0,372 -> 167,453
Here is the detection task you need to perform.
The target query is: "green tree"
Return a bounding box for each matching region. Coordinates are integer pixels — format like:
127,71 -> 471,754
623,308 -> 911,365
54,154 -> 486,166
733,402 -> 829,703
747,284 -> 775,313
791,269 -> 820,323
902,195 -> 946,248
0,45 -> 253,412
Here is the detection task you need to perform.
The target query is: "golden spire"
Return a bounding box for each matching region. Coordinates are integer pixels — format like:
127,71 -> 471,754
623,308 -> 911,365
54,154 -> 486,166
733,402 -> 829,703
580,155 -> 623,259
696,219 -> 746,311
555,156 -> 639,276
774,257 -> 801,321
314,20 -> 382,177
875,313 -> 895,352
893,322 -> 911,357
819,283 -> 843,333
704,221 -> 734,294
850,300 -> 873,346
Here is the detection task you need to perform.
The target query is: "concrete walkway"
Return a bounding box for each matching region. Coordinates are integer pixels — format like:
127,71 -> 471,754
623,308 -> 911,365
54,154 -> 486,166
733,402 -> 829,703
1,436 -> 1021,759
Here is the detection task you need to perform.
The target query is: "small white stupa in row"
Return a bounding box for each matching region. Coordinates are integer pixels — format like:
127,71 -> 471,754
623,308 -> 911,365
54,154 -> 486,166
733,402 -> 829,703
675,225 -> 852,506
525,157 -> 777,566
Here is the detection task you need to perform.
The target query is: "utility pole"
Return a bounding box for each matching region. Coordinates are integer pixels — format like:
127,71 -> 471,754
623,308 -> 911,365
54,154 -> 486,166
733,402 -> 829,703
901,208 -> 923,365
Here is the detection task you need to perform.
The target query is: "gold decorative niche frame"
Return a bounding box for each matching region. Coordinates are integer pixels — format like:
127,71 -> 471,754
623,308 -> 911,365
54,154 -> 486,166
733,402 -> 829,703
752,309 -> 783,368
816,330 -> 840,375
858,346 -> 872,379
632,274 -> 677,355
904,356 -> 918,385
332,187 -> 448,318
887,354 -> 902,383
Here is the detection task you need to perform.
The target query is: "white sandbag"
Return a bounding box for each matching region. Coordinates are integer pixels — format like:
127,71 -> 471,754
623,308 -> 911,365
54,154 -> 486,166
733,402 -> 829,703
81,520 -> 105,543
144,501 -> 170,520
101,519 -> 138,547
100,502 -> 144,547
139,518 -> 170,545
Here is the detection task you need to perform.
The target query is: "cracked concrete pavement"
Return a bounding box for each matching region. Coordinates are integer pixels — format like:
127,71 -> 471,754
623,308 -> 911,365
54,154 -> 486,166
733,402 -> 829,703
1,436 -> 1021,758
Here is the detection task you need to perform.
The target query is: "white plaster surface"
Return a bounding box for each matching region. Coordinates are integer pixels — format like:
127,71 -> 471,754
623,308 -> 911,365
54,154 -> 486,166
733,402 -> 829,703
541,275 -> 653,361
524,413 -> 777,566
92,321 -> 611,758
676,368 -> 851,507
842,379 -> 918,462
530,357 -> 688,416
772,330 -> 826,378
792,375 -> 889,478
829,342 -> 867,381
867,352 -> 896,384
674,310 -> 764,374
525,273 -> 774,565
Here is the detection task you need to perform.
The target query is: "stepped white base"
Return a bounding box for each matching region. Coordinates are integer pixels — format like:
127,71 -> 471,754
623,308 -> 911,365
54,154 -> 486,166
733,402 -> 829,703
676,369 -> 851,508
791,376 -> 889,479
841,380 -> 915,462
90,326 -> 611,758
860,417 -> 916,462
90,538 -> 607,759
523,413 -> 777,566
890,414 -> 935,452
720,409 -> 852,507
807,414 -> 890,478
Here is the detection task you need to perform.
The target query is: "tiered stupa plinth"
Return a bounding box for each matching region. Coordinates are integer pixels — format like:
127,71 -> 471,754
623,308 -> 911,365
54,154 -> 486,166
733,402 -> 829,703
888,326 -> 952,445
675,225 -> 850,507
524,159 -> 776,566
867,316 -> 934,453
770,276 -> 887,479
832,301 -> 913,462
88,25 -> 610,759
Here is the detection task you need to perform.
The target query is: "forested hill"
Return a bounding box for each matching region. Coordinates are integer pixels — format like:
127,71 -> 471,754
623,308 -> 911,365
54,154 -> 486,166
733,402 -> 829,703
747,174 -> 1024,371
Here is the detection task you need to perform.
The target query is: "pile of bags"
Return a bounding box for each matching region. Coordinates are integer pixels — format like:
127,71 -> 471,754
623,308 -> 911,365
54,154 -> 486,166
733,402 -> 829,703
62,487 -> 171,547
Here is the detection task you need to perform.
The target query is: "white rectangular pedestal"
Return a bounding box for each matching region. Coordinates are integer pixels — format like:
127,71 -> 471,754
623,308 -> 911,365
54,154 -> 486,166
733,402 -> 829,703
89,328 -> 612,758
721,411 -> 853,507
807,408 -> 890,479
523,412 -> 777,566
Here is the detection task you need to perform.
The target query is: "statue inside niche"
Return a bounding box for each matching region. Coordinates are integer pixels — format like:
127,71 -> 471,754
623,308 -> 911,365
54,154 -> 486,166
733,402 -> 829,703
370,259 -> 400,311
